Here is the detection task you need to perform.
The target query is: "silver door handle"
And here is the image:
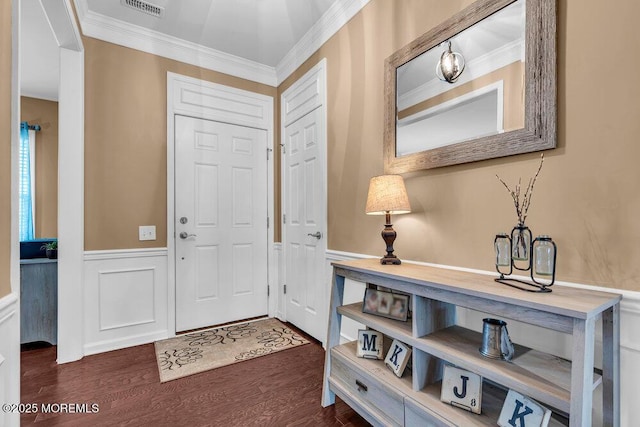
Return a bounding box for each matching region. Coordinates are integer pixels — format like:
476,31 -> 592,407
179,232 -> 197,239
307,231 -> 322,239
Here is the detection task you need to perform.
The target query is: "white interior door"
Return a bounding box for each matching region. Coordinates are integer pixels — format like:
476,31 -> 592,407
175,115 -> 268,332
283,106 -> 326,342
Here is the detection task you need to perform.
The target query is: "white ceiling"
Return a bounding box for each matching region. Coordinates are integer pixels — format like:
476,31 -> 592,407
86,0 -> 337,67
21,0 -> 61,101
20,0 -> 370,100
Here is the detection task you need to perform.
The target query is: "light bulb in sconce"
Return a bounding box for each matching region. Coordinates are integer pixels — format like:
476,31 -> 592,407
436,40 -> 465,83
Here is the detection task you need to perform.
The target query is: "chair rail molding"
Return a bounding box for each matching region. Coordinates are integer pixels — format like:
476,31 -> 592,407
0,293 -> 20,427
324,249 -> 638,425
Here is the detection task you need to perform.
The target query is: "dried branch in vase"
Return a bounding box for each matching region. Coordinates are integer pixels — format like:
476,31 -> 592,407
496,154 -> 544,225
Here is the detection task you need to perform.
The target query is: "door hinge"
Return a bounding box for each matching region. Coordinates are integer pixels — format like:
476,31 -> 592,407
284,284 -> 287,294
267,217 -> 270,228
280,143 -> 286,154
267,147 -> 273,160
267,285 -> 270,297
283,213 -> 286,224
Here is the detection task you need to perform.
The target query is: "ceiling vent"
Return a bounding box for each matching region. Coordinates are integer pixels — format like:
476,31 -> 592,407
120,0 -> 164,18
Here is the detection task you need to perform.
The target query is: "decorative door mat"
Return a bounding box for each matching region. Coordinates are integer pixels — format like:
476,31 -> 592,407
155,318 -> 309,382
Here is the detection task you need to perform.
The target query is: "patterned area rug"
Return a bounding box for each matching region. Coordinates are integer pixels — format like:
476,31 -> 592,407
154,318 -> 309,382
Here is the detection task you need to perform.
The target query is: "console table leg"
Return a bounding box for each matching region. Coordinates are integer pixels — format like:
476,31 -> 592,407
322,272 -> 345,407
602,304 -> 620,427
570,317 -> 595,427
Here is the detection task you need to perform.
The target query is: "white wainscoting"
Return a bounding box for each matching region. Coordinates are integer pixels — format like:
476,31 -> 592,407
0,293 -> 20,427
83,249 -> 169,355
325,249 -> 639,426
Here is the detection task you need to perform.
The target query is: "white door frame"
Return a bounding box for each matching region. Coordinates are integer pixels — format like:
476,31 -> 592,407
167,72 -> 275,337
28,0 -> 85,364
280,59 -> 328,336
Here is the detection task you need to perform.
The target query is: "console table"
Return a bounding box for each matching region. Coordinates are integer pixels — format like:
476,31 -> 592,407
321,258 -> 621,426
20,258 -> 58,345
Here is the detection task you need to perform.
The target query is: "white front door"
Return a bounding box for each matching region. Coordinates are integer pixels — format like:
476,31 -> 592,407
283,106 -> 326,342
175,115 -> 268,332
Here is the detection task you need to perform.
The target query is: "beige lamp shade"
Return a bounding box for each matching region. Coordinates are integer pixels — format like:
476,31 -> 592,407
365,175 -> 411,215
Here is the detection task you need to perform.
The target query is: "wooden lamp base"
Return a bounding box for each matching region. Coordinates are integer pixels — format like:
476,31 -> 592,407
380,213 -> 401,265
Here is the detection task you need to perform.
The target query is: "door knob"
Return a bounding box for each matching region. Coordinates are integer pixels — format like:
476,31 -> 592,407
307,231 -> 322,239
179,232 -> 197,239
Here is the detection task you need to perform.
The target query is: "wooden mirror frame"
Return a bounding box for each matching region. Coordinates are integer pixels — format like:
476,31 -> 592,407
384,0 -> 556,173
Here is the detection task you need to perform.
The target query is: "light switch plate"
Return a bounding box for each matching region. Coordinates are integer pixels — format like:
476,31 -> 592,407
139,225 -> 156,241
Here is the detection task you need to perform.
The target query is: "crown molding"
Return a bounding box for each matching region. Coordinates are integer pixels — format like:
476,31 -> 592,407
275,0 -> 371,85
74,0 -> 370,88
73,0 -> 278,86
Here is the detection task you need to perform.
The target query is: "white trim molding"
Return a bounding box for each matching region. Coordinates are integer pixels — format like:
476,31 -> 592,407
325,249 -> 639,425
83,249 -> 169,355
167,72 -> 276,338
73,0 -> 371,87
0,293 -> 20,427
52,0 -> 86,365
84,247 -> 168,261
275,0 -> 371,84
73,0 -> 278,86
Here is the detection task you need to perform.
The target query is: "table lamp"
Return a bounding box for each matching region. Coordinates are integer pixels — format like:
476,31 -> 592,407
366,175 -> 411,265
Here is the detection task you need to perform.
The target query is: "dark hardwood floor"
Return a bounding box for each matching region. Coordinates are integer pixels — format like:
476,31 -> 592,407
20,325 -> 370,427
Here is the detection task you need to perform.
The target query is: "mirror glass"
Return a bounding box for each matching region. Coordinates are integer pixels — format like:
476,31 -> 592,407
396,0 -> 525,156
384,0 -> 556,173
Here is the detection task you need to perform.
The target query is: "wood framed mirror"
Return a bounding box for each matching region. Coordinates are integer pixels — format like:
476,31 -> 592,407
384,0 -> 556,173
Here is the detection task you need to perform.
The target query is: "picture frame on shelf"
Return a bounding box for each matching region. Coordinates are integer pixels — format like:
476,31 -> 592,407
363,288 -> 409,321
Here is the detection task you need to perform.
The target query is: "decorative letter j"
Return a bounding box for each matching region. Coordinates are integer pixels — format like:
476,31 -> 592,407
453,375 -> 469,399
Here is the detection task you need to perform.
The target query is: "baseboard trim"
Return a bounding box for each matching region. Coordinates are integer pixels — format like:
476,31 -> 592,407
84,330 -> 169,356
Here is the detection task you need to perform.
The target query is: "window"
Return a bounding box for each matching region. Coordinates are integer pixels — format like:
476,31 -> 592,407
19,121 -> 36,241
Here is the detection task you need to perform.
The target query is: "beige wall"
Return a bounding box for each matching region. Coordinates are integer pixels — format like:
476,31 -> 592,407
21,97 -> 58,238
0,0 -> 12,298
83,37 -> 277,250
82,0 -> 640,291
279,0 -> 640,291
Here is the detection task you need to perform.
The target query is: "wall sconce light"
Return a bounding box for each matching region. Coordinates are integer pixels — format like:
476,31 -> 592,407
494,233 -> 557,292
436,40 -> 465,83
366,175 -> 411,265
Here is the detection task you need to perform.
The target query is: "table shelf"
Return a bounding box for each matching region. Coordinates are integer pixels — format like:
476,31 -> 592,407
322,258 -> 620,426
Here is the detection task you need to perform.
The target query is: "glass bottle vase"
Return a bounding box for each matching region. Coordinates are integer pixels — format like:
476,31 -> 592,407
511,224 -> 532,262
